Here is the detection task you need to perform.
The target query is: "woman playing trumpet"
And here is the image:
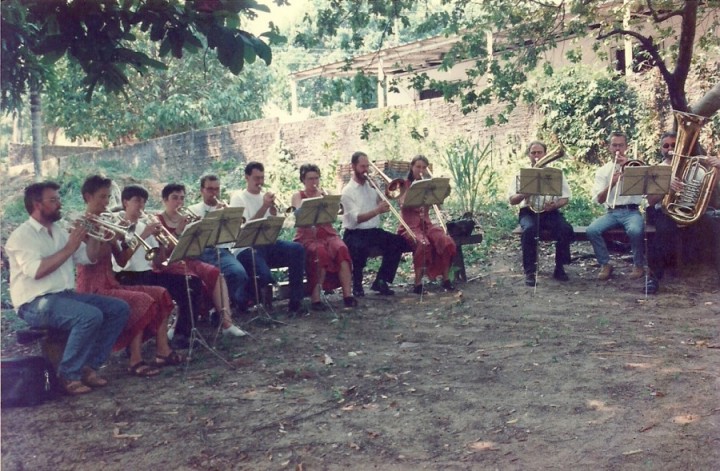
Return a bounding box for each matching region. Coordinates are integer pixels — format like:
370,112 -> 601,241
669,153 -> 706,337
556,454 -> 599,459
290,164 -> 356,309
155,183 -> 246,337
399,155 -> 457,294
75,175 -> 180,377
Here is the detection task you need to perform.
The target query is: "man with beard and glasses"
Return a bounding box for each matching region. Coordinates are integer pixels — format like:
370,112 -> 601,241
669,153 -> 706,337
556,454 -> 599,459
340,151 -> 411,297
5,181 -> 130,395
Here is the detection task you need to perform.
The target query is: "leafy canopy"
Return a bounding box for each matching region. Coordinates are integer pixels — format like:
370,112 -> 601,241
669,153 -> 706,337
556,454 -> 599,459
1,0 -> 284,113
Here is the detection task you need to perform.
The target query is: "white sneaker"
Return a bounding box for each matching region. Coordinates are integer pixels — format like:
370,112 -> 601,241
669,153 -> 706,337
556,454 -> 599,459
167,327 -> 175,341
222,324 -> 248,337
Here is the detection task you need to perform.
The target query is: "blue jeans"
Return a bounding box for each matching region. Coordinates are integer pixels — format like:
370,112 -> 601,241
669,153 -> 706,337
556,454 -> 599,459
198,247 -> 249,308
237,240 -> 306,306
18,291 -> 129,381
586,208 -> 645,267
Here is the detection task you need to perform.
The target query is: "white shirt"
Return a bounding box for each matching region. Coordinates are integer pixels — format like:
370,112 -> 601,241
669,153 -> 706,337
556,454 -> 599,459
341,179 -> 382,230
508,170 -> 571,209
592,161 -> 644,207
188,200 -> 235,249
230,190 -> 269,222
6,217 -> 92,307
111,220 -> 158,272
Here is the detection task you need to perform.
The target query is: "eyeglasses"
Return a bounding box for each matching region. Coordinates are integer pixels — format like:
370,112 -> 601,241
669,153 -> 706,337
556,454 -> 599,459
203,186 -> 221,192
662,143 -> 675,149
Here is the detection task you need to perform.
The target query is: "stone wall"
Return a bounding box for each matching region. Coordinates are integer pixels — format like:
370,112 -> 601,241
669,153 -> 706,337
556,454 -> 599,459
7,99 -> 536,183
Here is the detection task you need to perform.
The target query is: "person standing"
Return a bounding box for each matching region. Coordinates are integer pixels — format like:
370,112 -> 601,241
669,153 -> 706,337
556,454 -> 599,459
230,162 -> 307,314
508,141 -> 574,286
6,181 -> 130,395
340,151 -> 410,296
586,132 -> 645,281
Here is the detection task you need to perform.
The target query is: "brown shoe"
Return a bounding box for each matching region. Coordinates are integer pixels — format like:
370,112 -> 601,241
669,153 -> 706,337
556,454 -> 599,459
598,264 -> 614,281
628,266 -> 644,279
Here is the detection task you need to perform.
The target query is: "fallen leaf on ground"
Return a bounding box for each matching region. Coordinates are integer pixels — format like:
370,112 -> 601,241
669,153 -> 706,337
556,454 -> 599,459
622,449 -> 643,456
113,427 -> 142,440
468,441 -> 498,451
324,354 -> 334,365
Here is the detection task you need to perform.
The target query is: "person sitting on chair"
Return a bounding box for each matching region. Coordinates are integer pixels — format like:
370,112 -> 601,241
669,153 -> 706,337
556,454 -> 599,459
291,164 -> 356,309
6,181 -> 130,395
399,155 -> 457,294
586,132 -> 645,281
340,151 -> 410,297
508,141 -> 574,286
230,162 -> 307,314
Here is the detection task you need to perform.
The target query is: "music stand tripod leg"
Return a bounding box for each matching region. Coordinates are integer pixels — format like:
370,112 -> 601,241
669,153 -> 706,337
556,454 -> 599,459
246,247 -> 286,326
182,263 -> 234,371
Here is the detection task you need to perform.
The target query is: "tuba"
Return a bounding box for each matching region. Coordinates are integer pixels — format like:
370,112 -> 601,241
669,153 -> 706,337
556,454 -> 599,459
527,145 -> 565,213
661,111 -> 719,226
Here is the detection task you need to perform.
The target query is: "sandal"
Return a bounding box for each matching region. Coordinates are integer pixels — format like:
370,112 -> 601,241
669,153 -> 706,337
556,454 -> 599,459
62,379 -> 93,396
128,361 -> 161,377
152,350 -> 185,367
81,367 -> 108,388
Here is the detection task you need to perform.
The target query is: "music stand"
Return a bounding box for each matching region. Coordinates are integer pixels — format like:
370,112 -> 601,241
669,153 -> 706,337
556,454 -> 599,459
617,165 -> 672,299
200,209 -> 248,343
294,196 -> 342,313
403,178 -> 452,209
517,168 -> 564,293
234,216 -> 286,323
165,221 -> 233,369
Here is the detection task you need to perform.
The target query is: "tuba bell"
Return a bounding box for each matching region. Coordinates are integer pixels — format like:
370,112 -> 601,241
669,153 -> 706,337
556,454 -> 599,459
526,145 -> 565,213
661,111 -> 719,226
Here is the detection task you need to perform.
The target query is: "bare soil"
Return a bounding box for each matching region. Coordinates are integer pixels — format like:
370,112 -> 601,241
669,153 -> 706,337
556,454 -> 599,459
2,240 -> 719,471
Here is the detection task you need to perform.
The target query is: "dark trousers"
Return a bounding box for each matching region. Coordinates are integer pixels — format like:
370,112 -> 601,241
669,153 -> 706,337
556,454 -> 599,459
518,207 -> 573,274
343,228 -> 410,287
647,208 -> 681,280
236,240 -> 306,306
116,270 -> 201,337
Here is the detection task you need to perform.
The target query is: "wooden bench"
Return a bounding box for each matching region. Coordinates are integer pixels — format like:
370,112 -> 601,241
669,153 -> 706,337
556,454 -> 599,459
267,231 -> 485,301
512,225 -> 656,242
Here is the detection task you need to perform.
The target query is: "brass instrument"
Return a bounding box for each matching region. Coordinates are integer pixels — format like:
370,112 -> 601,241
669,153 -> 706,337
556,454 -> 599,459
662,111 -> 718,225
423,169 -> 449,234
526,146 -> 565,213
177,206 -> 201,222
368,161 -> 405,199
314,185 -> 344,214
68,212 -> 137,244
270,193 -> 295,214
609,158 -> 646,209
140,211 -> 178,248
363,173 -> 417,242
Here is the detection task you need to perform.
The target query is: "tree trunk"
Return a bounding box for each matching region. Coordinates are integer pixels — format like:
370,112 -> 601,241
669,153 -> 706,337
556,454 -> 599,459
690,83 -> 720,118
30,82 -> 43,181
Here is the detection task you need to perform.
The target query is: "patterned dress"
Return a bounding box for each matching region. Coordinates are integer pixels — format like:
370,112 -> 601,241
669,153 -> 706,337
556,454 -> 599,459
293,190 -> 352,292
76,244 -> 173,351
399,181 -> 457,279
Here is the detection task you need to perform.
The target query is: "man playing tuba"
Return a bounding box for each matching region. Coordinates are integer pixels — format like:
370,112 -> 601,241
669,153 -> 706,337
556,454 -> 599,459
509,141 -> 574,286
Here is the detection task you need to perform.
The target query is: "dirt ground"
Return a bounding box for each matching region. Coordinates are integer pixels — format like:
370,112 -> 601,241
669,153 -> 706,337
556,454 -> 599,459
1,239 -> 719,471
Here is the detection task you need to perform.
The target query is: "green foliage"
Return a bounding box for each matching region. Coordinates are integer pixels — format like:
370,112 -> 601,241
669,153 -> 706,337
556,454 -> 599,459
442,137 -> 495,215
359,109 -> 439,161
534,67 -> 640,164
1,0 -> 277,114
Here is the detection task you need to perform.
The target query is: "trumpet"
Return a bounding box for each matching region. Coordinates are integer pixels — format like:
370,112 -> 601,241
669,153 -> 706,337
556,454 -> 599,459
140,211 -> 178,248
177,206 -> 201,222
67,212 -> 136,244
270,193 -> 295,214
211,197 -> 229,209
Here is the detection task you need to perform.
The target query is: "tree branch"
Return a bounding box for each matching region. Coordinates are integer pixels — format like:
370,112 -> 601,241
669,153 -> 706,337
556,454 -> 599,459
645,0 -> 684,23
596,28 -> 671,81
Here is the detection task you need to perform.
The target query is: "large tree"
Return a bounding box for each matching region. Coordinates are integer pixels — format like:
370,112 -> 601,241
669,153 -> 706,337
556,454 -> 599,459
296,0 -> 720,119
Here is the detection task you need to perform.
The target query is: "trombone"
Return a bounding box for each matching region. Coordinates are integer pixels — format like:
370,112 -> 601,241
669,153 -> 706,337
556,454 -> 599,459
368,161 -> 405,199
364,168 -> 417,242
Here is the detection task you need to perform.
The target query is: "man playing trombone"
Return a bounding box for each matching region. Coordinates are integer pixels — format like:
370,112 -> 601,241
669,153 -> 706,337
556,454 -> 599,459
586,132 -> 645,281
508,141 -> 573,286
340,151 -> 411,297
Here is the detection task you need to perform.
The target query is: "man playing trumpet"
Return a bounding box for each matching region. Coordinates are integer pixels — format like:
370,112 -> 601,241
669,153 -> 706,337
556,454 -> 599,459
587,132 -> 645,281
508,141 -> 573,286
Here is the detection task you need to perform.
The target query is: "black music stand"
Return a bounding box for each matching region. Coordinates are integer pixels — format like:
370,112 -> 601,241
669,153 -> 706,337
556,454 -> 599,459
166,221 -> 233,369
234,216 -> 286,323
202,208 -> 246,342
617,165 -> 671,298
517,168 -> 563,292
294,195 -> 342,313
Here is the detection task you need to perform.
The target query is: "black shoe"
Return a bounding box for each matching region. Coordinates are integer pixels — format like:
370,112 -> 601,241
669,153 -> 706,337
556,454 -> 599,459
370,279 -> 395,295
288,300 -> 304,315
644,277 -> 659,295
311,302 -> 328,312
441,280 -> 455,291
353,286 -> 365,297
412,284 -> 426,295
343,296 -> 358,307
170,334 -> 190,350
553,266 -> 569,282
525,273 -> 537,286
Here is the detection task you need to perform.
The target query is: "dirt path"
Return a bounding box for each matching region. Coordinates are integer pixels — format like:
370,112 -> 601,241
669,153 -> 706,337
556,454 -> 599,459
2,243 -> 719,470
